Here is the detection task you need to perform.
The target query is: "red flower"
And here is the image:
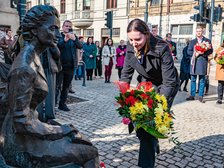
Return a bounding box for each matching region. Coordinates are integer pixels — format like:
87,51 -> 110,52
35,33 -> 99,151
117,99 -> 125,106
130,89 -> 135,95
114,81 -> 130,94
137,82 -> 153,92
125,96 -> 136,106
122,117 -> 131,125
140,93 -> 149,100
100,162 -> 106,168
147,98 -> 153,109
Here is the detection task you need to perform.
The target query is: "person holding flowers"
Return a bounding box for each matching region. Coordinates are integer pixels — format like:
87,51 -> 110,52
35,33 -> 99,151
186,26 -> 213,103
120,19 -> 179,168
214,40 -> 224,104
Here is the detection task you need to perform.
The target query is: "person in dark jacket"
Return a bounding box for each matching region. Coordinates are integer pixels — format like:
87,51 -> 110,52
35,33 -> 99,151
56,20 -> 82,111
94,41 -> 103,78
165,33 -> 177,61
38,47 -> 61,121
121,19 -> 179,168
186,26 -> 213,103
179,39 -> 191,92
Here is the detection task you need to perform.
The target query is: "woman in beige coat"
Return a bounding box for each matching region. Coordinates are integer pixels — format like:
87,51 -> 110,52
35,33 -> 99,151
102,38 -> 116,83
214,41 -> 224,104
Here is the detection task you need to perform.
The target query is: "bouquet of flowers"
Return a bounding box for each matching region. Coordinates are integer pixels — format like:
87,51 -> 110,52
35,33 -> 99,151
216,49 -> 224,65
115,81 -> 179,144
169,43 -> 175,53
195,41 -> 211,53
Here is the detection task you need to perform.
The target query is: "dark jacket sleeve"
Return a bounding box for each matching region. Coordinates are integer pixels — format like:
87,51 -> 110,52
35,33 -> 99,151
172,42 -> 177,56
159,45 -> 178,99
187,40 -> 195,57
120,44 -> 135,83
73,36 -> 82,49
57,36 -> 66,50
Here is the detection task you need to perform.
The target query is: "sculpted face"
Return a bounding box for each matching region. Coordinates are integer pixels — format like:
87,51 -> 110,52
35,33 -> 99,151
36,15 -> 61,47
128,30 -> 146,51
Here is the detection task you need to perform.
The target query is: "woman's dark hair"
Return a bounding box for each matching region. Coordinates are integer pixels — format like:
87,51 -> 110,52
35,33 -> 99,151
21,5 -> 59,41
95,41 -> 100,47
127,19 -> 150,54
86,37 -> 94,45
105,38 -> 113,46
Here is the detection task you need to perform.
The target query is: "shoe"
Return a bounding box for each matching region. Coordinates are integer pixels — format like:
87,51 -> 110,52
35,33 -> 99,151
78,77 -> 81,80
90,76 -> 92,80
186,96 -> 195,101
196,90 -> 199,93
198,96 -> 205,103
58,104 -> 70,111
216,100 -> 222,104
105,80 -> 107,83
183,88 -> 188,92
69,89 -> 75,94
178,88 -> 182,92
100,76 -> 104,79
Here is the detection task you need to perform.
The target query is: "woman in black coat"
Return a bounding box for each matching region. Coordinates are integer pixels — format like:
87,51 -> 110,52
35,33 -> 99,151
120,19 -> 179,168
179,39 -> 191,92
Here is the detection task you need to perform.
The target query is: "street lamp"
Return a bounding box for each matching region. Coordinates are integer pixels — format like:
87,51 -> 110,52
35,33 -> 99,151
144,0 -> 149,23
17,0 -> 27,25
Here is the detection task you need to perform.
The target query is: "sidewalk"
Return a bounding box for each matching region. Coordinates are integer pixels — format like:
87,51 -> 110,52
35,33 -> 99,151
55,64 -> 224,168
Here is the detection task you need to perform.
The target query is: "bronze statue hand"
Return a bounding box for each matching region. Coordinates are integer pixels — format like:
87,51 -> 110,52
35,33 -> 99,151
69,132 -> 93,146
61,124 -> 79,136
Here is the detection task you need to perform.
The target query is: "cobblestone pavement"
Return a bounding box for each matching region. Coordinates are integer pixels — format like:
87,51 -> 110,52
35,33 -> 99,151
56,63 -> 224,168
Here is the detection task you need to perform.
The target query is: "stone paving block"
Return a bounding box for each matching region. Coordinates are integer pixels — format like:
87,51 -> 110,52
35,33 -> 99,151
204,164 -> 215,168
213,163 -> 224,168
188,162 -> 198,168
174,161 -> 186,168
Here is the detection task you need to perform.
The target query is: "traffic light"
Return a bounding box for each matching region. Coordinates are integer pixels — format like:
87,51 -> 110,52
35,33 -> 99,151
190,0 -> 205,22
105,11 -> 113,29
214,4 -> 223,22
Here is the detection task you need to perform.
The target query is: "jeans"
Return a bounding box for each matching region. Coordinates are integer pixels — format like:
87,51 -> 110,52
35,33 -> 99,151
217,80 -> 224,100
190,75 -> 205,97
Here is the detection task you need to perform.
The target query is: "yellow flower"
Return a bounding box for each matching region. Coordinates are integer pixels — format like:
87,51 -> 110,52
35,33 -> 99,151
155,94 -> 161,102
157,125 -> 169,135
163,113 -> 172,127
155,104 -> 164,116
160,95 -> 168,110
135,102 -> 144,111
155,115 -> 162,125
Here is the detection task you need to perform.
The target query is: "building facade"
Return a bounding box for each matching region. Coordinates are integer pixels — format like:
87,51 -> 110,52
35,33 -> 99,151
129,0 -> 224,58
28,0 -> 224,57
0,0 -> 19,34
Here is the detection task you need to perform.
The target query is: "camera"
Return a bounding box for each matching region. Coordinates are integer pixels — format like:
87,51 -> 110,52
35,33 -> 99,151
68,29 -> 73,33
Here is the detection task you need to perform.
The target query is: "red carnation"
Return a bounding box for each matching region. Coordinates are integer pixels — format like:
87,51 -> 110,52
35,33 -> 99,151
137,82 -> 153,92
147,98 -> 153,109
114,81 -> 130,94
125,96 -> 136,106
100,162 -> 106,168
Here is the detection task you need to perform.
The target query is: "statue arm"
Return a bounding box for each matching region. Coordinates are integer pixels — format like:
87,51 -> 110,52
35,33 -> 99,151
8,67 -> 75,140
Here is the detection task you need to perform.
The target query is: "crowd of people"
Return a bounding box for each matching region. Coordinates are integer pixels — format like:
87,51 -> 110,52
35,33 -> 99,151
0,4 -> 223,167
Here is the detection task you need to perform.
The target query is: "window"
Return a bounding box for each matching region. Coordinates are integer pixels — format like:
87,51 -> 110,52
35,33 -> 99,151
44,0 -> 50,5
171,25 -> 178,35
83,29 -> 94,37
60,0 -> 66,14
26,1 -> 32,11
75,0 -> 82,11
101,28 -> 120,36
171,24 -> 193,35
150,0 -> 160,6
179,25 -> 193,35
73,29 -> 81,36
106,0 -> 117,9
83,0 -> 90,10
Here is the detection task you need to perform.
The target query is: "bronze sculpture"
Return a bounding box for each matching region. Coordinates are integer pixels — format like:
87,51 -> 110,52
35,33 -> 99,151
0,5 -> 99,168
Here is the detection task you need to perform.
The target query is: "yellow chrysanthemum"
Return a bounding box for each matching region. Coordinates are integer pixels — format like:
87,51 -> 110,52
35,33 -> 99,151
160,95 -> 168,110
155,115 -> 162,125
157,125 -> 169,135
135,102 -> 144,111
163,113 -> 172,127
155,94 -> 161,102
155,104 -> 164,116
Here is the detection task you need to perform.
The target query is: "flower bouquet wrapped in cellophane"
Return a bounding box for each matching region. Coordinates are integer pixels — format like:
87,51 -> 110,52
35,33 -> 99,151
115,81 -> 180,145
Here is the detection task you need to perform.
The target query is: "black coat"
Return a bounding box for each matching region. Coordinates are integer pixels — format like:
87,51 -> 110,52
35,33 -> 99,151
187,37 -> 213,75
121,34 -> 179,107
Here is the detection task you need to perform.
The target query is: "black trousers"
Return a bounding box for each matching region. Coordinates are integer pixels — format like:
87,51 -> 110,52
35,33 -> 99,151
86,69 -> 93,79
137,128 -> 157,168
56,69 -> 74,105
218,80 -> 224,100
95,59 -> 102,77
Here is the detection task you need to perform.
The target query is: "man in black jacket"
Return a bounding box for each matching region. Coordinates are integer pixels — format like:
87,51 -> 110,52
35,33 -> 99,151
56,20 -> 82,111
165,33 -> 177,61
